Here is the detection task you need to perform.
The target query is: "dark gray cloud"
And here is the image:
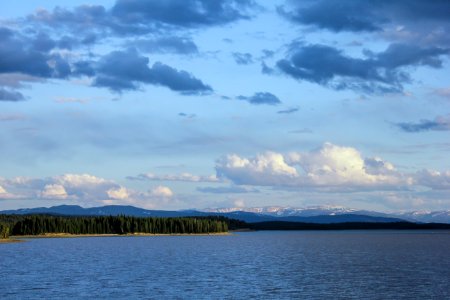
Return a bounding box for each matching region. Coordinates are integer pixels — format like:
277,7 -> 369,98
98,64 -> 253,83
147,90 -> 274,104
28,5 -> 121,38
26,6 -> 106,48
277,107 -> 299,114
134,37 -> 198,54
261,62 -> 274,75
237,92 -> 281,105
280,1 -> 380,32
232,52 -> 253,65
111,0 -> 255,29
0,26 -> 75,100
276,43 -> 449,93
28,0 -> 255,38
396,115 -> 450,133
0,27 -> 71,79
0,88 -> 25,101
2,1 -> 255,99
32,32 -> 56,52
0,26 -> 212,96
93,48 -> 212,94
280,0 -> 450,33
72,61 -> 96,77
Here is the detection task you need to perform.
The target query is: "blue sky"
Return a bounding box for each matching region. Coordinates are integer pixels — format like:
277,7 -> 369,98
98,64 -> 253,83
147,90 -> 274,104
0,0 -> 449,211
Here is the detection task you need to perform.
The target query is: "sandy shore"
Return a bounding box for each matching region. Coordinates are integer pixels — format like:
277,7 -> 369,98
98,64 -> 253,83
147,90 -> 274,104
0,239 -> 24,243
11,232 -> 231,239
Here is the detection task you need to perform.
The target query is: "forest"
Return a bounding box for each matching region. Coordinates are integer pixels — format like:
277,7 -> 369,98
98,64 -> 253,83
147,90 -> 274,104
3,214 -> 449,240
0,215 -> 230,238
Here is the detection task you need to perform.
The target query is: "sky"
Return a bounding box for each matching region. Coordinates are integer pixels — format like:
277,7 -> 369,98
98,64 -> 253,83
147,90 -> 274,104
0,0 -> 449,212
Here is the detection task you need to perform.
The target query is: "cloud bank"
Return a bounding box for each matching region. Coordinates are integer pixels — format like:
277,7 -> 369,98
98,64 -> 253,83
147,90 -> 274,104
216,143 -> 450,191
0,174 -> 175,208
280,0 -> 450,46
127,172 -> 219,183
276,43 -> 448,94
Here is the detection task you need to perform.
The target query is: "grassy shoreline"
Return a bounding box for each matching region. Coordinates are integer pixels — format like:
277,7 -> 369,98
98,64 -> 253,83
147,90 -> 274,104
10,232 -> 231,239
0,239 -> 24,243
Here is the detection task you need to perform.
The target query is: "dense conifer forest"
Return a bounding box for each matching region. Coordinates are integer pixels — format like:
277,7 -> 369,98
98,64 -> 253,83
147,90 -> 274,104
0,215 -> 229,237
3,214 -> 449,240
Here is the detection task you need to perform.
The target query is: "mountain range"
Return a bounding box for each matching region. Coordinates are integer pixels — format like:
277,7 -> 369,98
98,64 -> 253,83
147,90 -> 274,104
205,206 -> 450,223
1,205 -> 450,224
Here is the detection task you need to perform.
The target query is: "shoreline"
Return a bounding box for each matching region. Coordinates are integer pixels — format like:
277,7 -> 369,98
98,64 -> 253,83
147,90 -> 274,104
0,239 -> 24,243
230,228 -> 255,232
11,232 -> 231,239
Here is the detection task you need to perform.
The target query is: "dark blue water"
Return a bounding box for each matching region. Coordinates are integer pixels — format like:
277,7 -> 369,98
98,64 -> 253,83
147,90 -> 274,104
1,231 -> 449,299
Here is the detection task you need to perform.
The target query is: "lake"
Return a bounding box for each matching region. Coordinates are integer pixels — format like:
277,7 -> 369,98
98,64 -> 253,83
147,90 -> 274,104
1,231 -> 449,299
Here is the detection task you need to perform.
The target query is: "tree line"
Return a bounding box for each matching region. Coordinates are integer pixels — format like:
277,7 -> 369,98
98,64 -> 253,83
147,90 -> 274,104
0,215 -> 229,237
0,223 -> 9,239
249,221 -> 450,230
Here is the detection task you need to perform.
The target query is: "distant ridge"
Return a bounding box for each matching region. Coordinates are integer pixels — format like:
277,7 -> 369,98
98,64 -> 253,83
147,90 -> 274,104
0,204 -> 424,224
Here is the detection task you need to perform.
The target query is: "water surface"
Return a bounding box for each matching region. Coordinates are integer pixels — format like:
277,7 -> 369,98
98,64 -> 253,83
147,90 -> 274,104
1,231 -> 449,299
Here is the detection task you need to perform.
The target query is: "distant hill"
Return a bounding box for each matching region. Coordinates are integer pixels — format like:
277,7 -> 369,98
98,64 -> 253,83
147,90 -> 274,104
0,205 -> 409,224
249,221 -> 450,231
397,211 -> 450,224
0,205 -> 206,218
278,214 -> 406,223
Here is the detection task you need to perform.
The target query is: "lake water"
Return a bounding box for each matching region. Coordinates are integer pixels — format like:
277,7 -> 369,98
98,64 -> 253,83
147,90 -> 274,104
1,231 -> 449,299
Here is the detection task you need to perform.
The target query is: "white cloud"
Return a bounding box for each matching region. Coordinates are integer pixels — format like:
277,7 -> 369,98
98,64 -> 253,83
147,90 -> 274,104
54,174 -> 108,187
383,193 -> 427,209
415,169 -> 450,190
216,152 -> 299,186
106,187 -> 130,200
0,174 -> 122,203
216,143 -> 411,189
0,173 -> 184,209
0,185 -> 16,200
150,186 -> 174,198
295,143 -> 405,186
0,145 -> 448,211
40,184 -> 68,199
128,172 -> 219,183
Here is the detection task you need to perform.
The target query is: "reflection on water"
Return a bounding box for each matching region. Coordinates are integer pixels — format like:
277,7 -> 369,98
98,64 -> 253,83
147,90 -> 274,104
1,231 -> 449,299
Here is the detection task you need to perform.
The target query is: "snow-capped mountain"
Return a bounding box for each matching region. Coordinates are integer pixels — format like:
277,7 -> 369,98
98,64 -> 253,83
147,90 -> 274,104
204,206 -> 450,223
205,206 -> 372,217
204,205 -> 357,216
397,211 -> 450,223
